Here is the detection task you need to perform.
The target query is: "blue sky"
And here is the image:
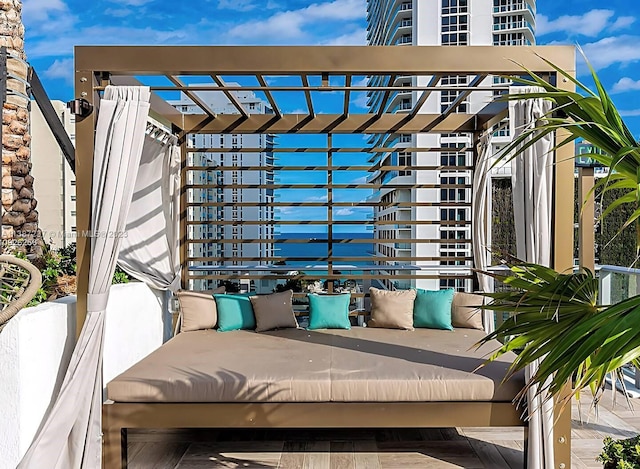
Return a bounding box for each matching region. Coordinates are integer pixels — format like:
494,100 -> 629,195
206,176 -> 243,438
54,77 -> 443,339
20,0 -> 640,234
22,0 -> 640,134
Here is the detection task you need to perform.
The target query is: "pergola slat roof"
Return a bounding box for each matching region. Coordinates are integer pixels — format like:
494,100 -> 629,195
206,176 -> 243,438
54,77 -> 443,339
79,45 -> 575,136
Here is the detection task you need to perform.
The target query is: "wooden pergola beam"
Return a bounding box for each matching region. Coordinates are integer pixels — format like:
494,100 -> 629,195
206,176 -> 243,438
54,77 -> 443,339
75,45 -> 575,76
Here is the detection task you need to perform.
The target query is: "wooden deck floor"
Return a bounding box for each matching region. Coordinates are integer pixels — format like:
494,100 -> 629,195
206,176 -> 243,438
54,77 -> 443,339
127,395 -> 638,468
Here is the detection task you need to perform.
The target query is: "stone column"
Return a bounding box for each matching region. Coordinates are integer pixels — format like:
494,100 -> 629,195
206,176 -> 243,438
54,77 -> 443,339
1,0 -> 42,257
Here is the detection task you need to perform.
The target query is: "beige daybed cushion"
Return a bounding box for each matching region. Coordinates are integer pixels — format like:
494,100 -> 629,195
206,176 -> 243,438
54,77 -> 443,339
107,328 -> 523,403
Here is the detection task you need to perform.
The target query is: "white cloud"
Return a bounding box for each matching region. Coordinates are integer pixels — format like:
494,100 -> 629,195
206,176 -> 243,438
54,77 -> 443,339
26,25 -> 189,58
619,109 -> 640,117
23,0 -> 77,35
22,0 -> 68,23
306,195 -> 329,201
537,9 -> 614,37
43,58 -> 74,84
335,208 -> 354,216
350,176 -> 368,184
228,0 -> 366,41
104,8 -> 132,18
611,16 -> 636,31
218,0 -> 256,11
111,0 -> 154,5
351,93 -> 369,109
612,77 -> 640,94
582,35 -> 640,69
353,77 -> 369,87
324,28 -> 367,45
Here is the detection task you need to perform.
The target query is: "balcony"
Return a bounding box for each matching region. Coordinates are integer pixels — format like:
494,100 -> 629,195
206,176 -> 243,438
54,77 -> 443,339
493,1 -> 535,20
493,20 -> 534,32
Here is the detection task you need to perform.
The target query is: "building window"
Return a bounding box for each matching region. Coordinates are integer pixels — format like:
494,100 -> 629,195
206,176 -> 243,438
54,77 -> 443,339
493,33 -> 528,46
441,0 -> 468,45
71,195 -> 76,202
440,208 -> 468,221
440,277 -> 467,291
440,176 -> 468,202
493,14 -> 527,31
440,75 -> 468,113
398,151 -> 412,176
440,142 -> 467,166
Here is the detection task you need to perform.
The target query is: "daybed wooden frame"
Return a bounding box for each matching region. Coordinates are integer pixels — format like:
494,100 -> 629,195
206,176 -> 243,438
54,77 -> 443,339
103,401 -> 532,467
73,45 -> 576,468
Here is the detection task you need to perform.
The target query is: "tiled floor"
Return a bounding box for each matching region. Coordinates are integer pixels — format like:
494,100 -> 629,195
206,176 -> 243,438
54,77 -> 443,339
127,395 -> 638,468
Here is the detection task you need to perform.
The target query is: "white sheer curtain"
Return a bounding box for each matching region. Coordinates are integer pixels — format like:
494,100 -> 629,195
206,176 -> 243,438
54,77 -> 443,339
118,132 -> 181,292
510,85 -> 555,469
472,131 -> 495,333
18,86 -> 150,469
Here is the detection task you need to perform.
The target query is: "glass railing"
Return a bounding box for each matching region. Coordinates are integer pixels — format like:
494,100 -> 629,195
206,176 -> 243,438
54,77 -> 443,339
598,265 -> 640,391
599,265 -> 640,306
493,2 -> 535,17
493,21 -> 533,31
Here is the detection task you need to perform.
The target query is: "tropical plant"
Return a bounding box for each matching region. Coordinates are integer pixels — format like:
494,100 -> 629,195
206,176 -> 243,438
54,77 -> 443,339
494,50 -> 640,255
598,435 -> 640,469
479,52 -> 640,411
478,260 -> 640,409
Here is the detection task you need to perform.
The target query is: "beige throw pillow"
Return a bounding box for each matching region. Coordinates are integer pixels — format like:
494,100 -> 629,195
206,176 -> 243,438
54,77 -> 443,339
250,290 -> 299,332
451,292 -> 485,330
177,290 -> 220,332
367,287 -> 417,330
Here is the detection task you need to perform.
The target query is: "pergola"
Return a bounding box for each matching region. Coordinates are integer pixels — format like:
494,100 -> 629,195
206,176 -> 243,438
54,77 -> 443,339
69,45 -> 575,468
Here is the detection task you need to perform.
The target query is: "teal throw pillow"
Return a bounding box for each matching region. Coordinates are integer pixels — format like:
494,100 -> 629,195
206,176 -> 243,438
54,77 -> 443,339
413,288 -> 455,330
307,293 -> 351,330
214,293 -> 256,332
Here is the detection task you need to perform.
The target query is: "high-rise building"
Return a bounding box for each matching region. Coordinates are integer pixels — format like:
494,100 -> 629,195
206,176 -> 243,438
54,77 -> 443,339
366,0 -> 536,291
172,87 -> 276,290
30,100 -> 76,249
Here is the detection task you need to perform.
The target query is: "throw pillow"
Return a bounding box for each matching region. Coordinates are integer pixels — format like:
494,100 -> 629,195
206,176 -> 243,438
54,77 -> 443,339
214,293 -> 256,332
177,291 -> 218,333
413,288 -> 455,330
307,293 -> 351,330
251,290 -> 299,332
368,287 -> 416,330
451,292 -> 485,330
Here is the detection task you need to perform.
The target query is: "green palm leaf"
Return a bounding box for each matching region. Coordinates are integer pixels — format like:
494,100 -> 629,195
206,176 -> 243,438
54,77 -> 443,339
494,51 -> 640,255
477,261 -> 640,410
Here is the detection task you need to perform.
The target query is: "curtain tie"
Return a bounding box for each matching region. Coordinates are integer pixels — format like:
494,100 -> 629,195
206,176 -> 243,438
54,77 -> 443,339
87,292 -> 110,313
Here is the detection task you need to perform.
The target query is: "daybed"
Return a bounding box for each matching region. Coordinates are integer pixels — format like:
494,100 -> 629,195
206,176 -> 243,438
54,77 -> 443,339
103,325 -> 527,468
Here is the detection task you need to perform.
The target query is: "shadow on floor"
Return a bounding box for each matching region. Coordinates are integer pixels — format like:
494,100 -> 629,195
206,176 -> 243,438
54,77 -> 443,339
127,427 -> 525,469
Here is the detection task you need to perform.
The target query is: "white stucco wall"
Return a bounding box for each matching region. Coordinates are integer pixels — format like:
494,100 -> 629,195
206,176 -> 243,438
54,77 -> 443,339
103,283 -> 166,385
0,282 -> 167,469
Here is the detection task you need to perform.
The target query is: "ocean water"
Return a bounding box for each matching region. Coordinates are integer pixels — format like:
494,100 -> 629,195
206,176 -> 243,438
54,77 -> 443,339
275,232 -> 373,267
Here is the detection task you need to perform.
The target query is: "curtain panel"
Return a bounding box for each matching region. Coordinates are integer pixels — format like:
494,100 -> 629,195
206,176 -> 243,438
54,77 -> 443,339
18,86 -> 151,469
510,85 -> 555,469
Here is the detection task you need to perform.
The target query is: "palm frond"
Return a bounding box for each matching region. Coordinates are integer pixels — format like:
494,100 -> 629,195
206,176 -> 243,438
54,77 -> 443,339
494,51 -> 640,253
477,261 -> 640,409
